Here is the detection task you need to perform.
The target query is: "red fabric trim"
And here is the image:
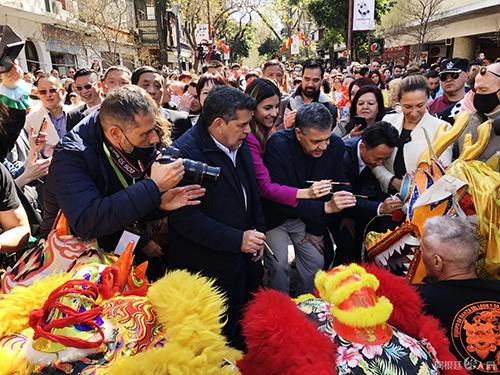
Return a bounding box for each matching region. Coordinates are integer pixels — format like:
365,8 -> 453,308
29,280 -> 105,349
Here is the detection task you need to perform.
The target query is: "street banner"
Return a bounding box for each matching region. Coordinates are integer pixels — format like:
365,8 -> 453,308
223,45 -> 230,60
195,24 -> 209,45
291,35 -> 300,55
353,0 -> 375,31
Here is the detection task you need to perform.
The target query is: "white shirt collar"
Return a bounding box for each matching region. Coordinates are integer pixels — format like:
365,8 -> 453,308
357,140 -> 367,175
83,103 -> 101,117
209,134 -> 247,210
210,134 -> 239,166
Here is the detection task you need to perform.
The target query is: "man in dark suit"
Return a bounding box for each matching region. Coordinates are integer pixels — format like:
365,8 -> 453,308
66,69 -> 103,130
263,103 -> 356,296
203,41 -> 222,62
131,66 -> 192,141
334,121 -> 402,264
168,86 -> 266,349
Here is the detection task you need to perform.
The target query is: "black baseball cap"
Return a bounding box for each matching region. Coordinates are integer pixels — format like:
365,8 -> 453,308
439,58 -> 469,75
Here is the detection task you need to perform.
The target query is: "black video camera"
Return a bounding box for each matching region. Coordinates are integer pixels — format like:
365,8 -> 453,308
197,42 -> 211,61
159,146 -> 220,185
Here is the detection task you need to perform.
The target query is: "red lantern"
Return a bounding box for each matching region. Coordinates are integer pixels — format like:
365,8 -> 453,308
298,32 -> 304,40
281,46 -> 287,52
289,37 -> 293,45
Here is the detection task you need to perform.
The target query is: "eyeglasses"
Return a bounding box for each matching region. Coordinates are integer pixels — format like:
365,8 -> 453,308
38,88 -> 61,96
75,83 -> 95,91
479,66 -> 500,78
439,72 -> 461,80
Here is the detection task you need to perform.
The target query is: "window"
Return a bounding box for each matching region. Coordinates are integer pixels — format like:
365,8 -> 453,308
25,40 -> 40,73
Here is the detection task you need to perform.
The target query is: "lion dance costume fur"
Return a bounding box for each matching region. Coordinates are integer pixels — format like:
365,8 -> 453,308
0,216 -> 242,375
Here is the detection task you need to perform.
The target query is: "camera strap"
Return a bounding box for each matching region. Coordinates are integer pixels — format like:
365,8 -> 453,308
102,141 -> 145,188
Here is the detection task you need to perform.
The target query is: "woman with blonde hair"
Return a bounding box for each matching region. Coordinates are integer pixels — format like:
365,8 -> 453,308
386,78 -> 402,114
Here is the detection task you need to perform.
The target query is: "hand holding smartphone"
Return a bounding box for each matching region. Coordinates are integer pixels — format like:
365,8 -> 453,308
35,116 -> 47,145
353,116 -> 368,130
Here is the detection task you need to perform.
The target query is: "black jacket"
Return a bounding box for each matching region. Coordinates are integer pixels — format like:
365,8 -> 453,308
159,107 -> 192,141
0,106 -> 25,160
343,137 -> 388,218
168,117 -> 265,280
204,51 -> 222,62
66,103 -> 87,131
262,129 -> 347,236
42,110 -> 163,251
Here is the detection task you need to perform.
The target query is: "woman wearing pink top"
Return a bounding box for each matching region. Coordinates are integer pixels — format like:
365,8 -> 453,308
244,79 -> 331,206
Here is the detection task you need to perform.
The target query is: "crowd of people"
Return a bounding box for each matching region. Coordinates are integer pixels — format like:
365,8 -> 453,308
0,46 -> 499,371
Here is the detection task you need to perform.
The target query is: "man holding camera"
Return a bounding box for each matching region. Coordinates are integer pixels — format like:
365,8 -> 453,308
168,85 -> 266,349
42,87 -> 204,262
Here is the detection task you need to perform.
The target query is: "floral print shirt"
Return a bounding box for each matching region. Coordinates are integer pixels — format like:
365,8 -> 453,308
297,298 -> 442,375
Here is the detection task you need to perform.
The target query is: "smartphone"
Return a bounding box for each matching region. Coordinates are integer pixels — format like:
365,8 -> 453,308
0,41 -> 25,74
354,116 -> 368,130
38,116 -> 47,134
35,117 -> 47,145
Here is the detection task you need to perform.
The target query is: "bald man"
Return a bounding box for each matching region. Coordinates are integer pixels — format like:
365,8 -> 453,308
417,216 -> 500,374
457,62 -> 500,162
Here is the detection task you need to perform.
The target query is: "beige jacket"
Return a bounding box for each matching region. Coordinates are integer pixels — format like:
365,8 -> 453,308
24,105 -> 61,146
373,112 -> 453,191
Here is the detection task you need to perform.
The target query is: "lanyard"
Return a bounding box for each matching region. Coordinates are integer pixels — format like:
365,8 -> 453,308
103,141 -> 147,188
103,143 -> 133,188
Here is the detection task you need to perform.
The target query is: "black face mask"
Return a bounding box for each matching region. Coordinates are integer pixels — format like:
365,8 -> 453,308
120,131 -> 156,162
473,89 -> 500,114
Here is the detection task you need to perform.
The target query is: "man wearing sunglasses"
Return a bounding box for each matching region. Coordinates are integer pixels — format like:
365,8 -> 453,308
24,74 -> 68,146
428,58 -> 468,115
457,63 -> 500,162
66,68 -> 103,130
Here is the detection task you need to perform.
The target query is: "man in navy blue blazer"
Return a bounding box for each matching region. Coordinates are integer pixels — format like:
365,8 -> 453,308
168,86 -> 266,349
334,121 -> 403,264
263,103 -> 356,296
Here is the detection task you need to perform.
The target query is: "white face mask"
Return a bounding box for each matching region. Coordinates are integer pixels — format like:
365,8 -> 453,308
171,94 -> 181,105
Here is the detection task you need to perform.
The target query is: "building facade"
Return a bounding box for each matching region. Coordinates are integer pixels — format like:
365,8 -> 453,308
1,0 -> 138,75
134,0 -> 193,71
381,0 -> 500,65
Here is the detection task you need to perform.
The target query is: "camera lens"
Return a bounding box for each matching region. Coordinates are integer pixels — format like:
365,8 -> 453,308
202,165 -> 221,185
183,159 -> 220,185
